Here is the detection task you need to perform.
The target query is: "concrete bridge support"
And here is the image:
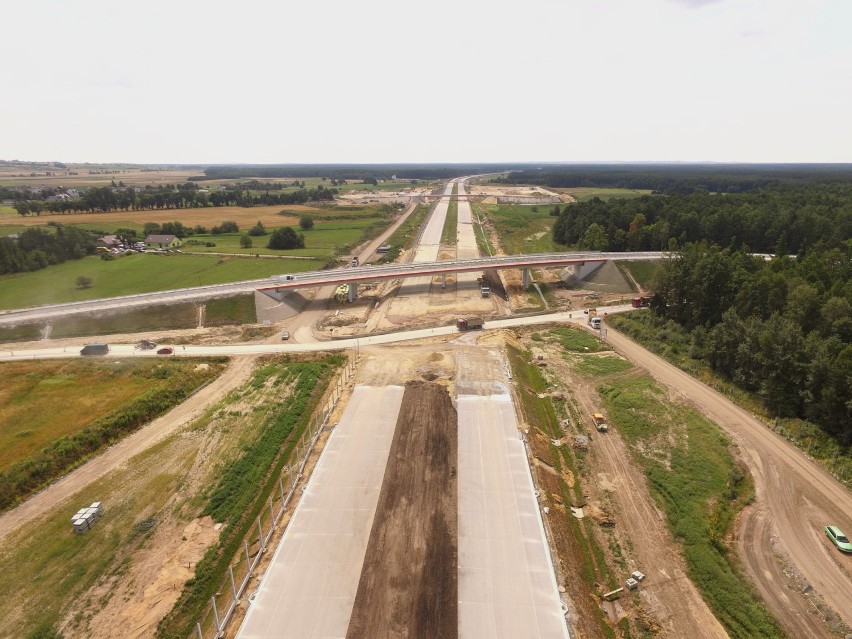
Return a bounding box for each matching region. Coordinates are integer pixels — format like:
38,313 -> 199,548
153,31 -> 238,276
348,282 -> 358,303
572,262 -> 585,279
522,267 -> 531,289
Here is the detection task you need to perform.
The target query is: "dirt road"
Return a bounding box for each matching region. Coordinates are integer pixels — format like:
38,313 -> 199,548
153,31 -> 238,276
0,356 -> 257,545
346,381 -> 458,639
605,327 -> 852,638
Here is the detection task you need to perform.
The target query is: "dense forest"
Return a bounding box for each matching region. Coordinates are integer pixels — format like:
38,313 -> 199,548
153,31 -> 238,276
545,173 -> 851,444
0,225 -> 97,274
194,163 -> 531,181
552,184 -> 852,254
495,163 -> 852,193
647,242 -> 851,442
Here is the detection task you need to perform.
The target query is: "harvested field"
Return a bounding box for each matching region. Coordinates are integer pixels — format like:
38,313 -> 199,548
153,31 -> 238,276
346,381 -> 458,639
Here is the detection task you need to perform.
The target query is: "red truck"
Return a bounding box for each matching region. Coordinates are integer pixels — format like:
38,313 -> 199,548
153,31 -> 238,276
632,296 -> 651,308
457,317 -> 484,331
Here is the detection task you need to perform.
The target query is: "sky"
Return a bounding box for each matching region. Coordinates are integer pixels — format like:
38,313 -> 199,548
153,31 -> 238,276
2,0 -> 851,164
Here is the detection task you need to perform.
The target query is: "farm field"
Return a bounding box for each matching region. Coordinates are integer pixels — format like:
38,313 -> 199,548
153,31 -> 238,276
0,203 -> 370,232
0,165 -> 204,188
0,253 -> 323,310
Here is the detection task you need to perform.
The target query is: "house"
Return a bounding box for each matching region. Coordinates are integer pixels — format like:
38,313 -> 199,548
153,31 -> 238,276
145,234 -> 182,249
97,235 -> 121,248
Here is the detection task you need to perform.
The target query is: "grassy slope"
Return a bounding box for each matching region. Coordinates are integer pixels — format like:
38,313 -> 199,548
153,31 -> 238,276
0,254 -> 323,310
477,203 -> 558,254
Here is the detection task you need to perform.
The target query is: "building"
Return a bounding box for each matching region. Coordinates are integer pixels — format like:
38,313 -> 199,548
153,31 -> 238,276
145,234 -> 182,249
97,235 -> 121,248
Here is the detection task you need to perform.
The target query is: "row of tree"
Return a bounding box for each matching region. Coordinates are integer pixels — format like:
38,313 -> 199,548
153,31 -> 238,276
13,186 -> 337,216
552,185 -> 852,255
650,241 -> 851,442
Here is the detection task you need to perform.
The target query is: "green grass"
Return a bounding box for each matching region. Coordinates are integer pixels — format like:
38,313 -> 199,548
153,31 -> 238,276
0,224 -> 32,236
574,355 -> 633,378
598,375 -> 783,639
476,203 -> 558,254
204,294 -> 257,326
560,187 -> 653,201
0,359 -> 225,509
0,253 -> 323,310
441,196 -> 458,245
0,205 -> 18,219
548,326 -> 610,352
51,304 -> 199,338
0,324 -> 42,343
617,260 -> 661,289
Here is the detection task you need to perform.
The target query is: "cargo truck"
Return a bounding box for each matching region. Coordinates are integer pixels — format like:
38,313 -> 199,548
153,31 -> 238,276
80,343 -> 109,356
632,296 -> 651,308
592,413 -> 608,432
457,317 -> 484,331
590,317 -> 602,329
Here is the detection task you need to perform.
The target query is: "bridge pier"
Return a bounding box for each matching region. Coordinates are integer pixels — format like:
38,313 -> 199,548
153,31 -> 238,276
258,288 -> 290,302
348,282 -> 357,303
522,267 -> 531,289
572,262 -> 585,279
442,273 -> 446,289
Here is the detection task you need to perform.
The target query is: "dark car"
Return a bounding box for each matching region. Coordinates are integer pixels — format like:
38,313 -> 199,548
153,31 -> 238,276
80,343 -> 109,356
157,347 -> 174,355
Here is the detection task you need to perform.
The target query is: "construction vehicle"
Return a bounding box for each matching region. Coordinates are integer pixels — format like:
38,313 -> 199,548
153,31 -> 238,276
136,339 -> 157,350
80,343 -> 109,356
351,256 -> 359,267
592,413 -> 608,432
590,316 -> 602,329
632,296 -> 651,308
457,317 -> 484,331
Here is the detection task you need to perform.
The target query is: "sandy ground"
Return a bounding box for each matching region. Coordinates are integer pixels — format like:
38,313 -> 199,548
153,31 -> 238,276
528,340 -> 729,638
346,381 -> 458,639
605,326 -> 852,638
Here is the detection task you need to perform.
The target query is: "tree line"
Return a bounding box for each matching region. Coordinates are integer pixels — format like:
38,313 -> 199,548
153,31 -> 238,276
12,185 -> 337,216
0,225 -> 97,275
552,184 -> 852,255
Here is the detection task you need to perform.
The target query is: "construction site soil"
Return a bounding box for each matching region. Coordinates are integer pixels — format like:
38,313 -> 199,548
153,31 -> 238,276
346,381 -> 458,639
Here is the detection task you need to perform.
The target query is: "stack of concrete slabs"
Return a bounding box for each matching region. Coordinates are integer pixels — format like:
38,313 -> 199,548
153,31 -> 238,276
236,385 -> 405,639
457,393 -> 570,639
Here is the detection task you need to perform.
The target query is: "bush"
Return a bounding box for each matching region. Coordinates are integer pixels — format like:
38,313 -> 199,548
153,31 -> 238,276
298,215 -> 314,230
268,227 -> 305,250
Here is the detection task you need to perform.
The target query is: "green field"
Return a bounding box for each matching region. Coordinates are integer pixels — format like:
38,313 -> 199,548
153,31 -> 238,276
0,205 -> 18,219
475,203 -> 559,254
441,197 -> 458,245
0,253 -> 323,310
617,260 -> 661,289
559,187 -> 653,201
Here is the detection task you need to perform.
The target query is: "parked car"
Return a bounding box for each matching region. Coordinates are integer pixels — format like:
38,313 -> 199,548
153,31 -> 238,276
281,330 -> 290,340
157,347 -> 174,355
825,525 -> 852,552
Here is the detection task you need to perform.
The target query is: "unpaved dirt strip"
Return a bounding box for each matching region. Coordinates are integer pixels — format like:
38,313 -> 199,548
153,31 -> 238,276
346,381 -> 458,639
605,326 -> 852,637
457,393 -> 570,639
235,385 -> 405,639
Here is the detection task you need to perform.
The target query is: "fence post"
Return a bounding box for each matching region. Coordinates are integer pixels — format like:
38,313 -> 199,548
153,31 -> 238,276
257,516 -> 265,551
244,540 -> 251,574
269,495 -> 276,524
229,565 -> 238,602
196,621 -> 204,639
211,596 -> 222,637
279,475 -> 285,502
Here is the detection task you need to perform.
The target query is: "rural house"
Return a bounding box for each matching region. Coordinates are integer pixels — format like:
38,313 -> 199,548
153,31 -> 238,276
97,235 -> 121,248
145,234 -> 182,249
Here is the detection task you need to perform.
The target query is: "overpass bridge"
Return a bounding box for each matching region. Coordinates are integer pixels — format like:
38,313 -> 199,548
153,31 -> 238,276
0,252 -> 668,325
260,251 -> 668,302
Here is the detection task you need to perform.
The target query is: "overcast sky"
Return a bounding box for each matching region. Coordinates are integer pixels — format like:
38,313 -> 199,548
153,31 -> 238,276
2,0 -> 850,164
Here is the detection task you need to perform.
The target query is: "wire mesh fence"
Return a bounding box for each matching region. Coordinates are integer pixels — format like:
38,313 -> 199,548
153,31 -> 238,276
190,357 -> 356,639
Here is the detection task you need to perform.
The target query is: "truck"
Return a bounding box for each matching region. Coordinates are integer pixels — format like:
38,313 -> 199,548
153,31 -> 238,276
592,413 -> 608,432
351,256 -> 359,267
457,317 -> 484,331
632,296 -> 651,308
587,308 -> 598,325
80,343 -> 109,356
590,316 -> 602,329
